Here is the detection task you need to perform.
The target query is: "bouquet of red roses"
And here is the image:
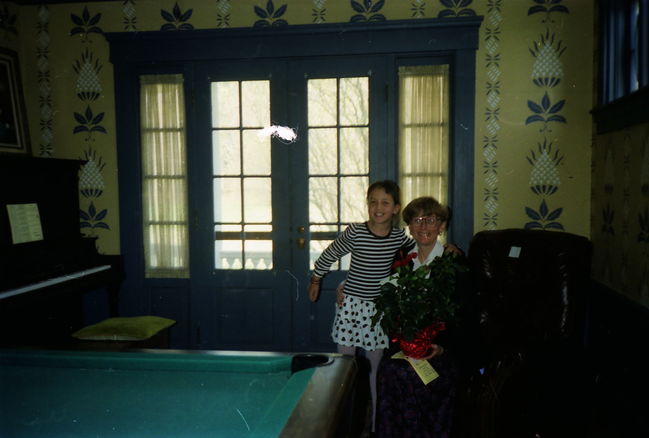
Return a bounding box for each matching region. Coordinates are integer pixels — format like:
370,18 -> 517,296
372,251 -> 465,358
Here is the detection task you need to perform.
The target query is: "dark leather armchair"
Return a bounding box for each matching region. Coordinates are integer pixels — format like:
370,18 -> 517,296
457,229 -> 595,438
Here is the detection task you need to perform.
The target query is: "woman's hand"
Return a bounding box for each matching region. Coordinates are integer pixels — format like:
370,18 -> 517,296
443,243 -> 463,256
336,280 -> 346,307
418,343 -> 445,360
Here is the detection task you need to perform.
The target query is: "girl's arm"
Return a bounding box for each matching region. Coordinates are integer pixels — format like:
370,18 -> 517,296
308,224 -> 356,302
308,276 -> 322,302
312,224 -> 356,277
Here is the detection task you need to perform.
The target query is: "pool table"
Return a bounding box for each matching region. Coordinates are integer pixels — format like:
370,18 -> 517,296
0,349 -> 357,438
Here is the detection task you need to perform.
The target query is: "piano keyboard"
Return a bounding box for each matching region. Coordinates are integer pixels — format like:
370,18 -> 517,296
0,265 -> 112,300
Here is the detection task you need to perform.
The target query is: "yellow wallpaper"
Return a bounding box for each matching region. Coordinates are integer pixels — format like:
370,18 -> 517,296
2,1 -> 595,260
474,0 -> 593,235
592,122 -> 649,308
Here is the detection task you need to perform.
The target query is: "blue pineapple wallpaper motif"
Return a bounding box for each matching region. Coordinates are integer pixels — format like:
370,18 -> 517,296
161,2 -> 194,31
482,0 -> 501,230
312,0 -> 327,23
620,133 -> 632,286
123,0 -> 137,32
598,140 -> 615,283
350,0 -> 386,22
70,6 -> 103,42
525,92 -> 566,132
438,0 -> 477,18
525,139 -> 564,230
530,30 -> 565,87
216,0 -> 231,28
527,0 -> 570,22
36,5 -> 52,157
254,0 -> 288,26
641,134 -> 649,244
70,6 -> 110,235
602,142 -> 615,237
524,0 -> 569,231
593,124 -> 649,304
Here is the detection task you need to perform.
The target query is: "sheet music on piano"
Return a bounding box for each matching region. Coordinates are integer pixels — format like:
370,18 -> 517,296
6,203 -> 43,244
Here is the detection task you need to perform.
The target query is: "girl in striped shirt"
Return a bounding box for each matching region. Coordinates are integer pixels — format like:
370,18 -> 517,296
308,180 -> 413,434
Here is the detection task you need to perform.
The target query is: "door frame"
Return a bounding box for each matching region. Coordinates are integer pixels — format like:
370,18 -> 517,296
108,18 -> 482,349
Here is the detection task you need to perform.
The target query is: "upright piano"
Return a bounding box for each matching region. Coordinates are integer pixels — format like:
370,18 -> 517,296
0,155 -> 123,348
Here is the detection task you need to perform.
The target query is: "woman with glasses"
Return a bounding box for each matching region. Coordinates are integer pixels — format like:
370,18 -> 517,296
401,196 -> 452,270
375,196 -> 464,438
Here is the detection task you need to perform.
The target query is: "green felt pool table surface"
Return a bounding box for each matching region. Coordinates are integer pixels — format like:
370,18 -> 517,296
0,349 -> 357,438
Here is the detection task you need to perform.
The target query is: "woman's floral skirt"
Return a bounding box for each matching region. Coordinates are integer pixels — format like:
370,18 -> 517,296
376,352 -> 458,437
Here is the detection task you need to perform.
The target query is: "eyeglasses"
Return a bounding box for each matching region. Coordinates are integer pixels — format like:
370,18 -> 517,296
412,216 -> 441,226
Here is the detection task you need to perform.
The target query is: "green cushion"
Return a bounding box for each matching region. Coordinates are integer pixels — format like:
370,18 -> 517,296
72,316 -> 175,341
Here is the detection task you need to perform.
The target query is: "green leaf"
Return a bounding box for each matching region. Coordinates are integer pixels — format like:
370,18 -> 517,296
374,252 -> 465,340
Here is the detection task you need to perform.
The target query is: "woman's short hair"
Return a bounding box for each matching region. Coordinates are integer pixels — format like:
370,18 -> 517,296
402,196 -> 449,224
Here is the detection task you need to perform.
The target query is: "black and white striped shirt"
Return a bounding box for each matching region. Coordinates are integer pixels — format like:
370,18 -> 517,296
313,222 -> 414,300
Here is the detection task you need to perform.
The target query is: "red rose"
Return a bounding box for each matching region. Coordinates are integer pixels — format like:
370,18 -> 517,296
391,252 -> 417,269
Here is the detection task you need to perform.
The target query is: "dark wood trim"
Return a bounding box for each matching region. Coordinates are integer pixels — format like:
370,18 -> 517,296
105,18 -> 483,64
592,86 -> 649,134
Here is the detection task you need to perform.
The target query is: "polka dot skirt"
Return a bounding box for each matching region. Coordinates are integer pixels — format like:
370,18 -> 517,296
331,295 -> 389,351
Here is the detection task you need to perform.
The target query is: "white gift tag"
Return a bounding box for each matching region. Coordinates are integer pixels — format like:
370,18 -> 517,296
508,246 -> 521,258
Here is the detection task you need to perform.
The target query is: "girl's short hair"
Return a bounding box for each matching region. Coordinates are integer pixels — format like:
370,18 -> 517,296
402,196 -> 449,224
367,180 -> 401,206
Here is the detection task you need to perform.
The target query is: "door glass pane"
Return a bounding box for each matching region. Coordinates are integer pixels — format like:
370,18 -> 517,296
214,226 -> 243,269
340,127 -> 368,174
212,80 -> 272,270
339,77 -> 369,125
308,79 -> 337,126
308,77 -> 369,270
340,176 -> 367,223
309,128 -> 337,174
211,81 -> 239,128
243,177 -> 271,222
244,231 -> 272,269
242,129 -> 271,175
212,130 -> 240,175
213,177 -> 241,223
309,176 -> 337,223
242,81 -> 270,127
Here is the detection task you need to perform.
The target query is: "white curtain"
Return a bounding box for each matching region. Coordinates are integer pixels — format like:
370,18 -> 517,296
140,74 -> 189,278
398,64 -> 450,211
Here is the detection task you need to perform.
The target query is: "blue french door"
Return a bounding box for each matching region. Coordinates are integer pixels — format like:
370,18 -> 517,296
187,57 -> 391,352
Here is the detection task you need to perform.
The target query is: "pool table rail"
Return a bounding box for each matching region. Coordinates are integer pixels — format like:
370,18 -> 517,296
279,354 -> 358,438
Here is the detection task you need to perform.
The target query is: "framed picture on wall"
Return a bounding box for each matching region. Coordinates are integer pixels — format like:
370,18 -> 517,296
0,48 -> 30,155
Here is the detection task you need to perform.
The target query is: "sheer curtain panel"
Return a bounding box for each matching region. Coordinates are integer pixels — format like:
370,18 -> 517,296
140,74 -> 189,278
398,65 -> 450,211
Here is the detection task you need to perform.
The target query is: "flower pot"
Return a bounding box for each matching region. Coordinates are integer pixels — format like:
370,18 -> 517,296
397,321 -> 446,359
398,338 -> 432,359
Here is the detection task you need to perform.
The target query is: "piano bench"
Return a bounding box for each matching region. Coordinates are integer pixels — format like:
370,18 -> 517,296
71,316 -> 175,352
